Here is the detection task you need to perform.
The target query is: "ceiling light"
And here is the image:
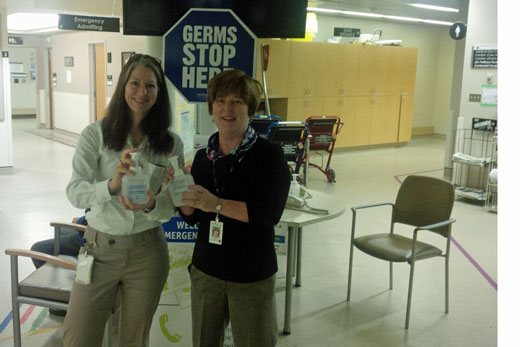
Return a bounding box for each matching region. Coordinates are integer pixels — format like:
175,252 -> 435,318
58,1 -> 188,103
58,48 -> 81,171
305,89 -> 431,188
411,4 -> 459,13
7,13 -> 59,31
307,7 -> 453,26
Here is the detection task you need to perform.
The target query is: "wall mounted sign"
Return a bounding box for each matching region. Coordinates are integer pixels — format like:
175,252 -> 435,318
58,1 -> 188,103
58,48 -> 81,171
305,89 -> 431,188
164,9 -> 256,103
333,27 -> 360,38
8,36 -> 23,45
481,84 -> 497,107
59,14 -> 120,32
64,56 -> 74,67
472,46 -> 497,68
449,22 -> 467,40
121,51 -> 135,68
9,62 -> 24,73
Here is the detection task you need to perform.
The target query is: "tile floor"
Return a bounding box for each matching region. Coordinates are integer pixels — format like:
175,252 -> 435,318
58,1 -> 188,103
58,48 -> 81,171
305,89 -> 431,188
0,117 -> 497,346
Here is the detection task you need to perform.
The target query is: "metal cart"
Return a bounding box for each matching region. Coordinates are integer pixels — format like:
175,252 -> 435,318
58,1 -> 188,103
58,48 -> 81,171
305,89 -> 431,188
305,115 -> 343,183
266,121 -> 309,184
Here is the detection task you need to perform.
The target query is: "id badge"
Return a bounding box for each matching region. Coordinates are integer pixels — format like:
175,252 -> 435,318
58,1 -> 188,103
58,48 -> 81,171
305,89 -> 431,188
75,253 -> 94,285
209,220 -> 223,245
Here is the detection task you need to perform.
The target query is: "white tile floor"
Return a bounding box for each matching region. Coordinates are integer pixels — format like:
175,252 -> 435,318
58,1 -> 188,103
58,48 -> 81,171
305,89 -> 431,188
0,117 -> 497,346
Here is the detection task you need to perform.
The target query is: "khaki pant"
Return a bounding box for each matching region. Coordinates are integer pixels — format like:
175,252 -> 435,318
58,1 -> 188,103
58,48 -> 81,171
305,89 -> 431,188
63,226 -> 169,347
190,265 -> 277,347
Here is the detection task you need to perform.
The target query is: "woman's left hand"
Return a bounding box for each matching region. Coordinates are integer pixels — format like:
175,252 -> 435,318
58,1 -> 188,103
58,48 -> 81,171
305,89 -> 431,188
119,189 -> 156,211
182,184 -> 219,213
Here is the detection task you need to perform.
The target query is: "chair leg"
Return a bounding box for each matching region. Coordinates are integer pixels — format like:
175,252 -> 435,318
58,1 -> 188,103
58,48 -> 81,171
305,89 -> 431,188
445,255 -> 450,313
10,256 -> 21,347
12,303 -> 21,347
347,242 -> 354,301
389,262 -> 393,290
405,261 -> 415,329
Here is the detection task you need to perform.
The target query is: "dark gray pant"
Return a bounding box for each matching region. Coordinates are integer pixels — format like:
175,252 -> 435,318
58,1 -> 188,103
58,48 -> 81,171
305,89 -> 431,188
190,265 -> 277,347
30,228 -> 83,268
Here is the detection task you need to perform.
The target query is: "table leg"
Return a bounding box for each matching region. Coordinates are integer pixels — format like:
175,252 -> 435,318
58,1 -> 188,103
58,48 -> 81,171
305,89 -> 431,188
283,226 -> 296,335
296,227 -> 302,287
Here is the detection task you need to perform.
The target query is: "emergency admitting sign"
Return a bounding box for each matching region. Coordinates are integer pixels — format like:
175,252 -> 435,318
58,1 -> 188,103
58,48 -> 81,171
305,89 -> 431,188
164,8 -> 256,103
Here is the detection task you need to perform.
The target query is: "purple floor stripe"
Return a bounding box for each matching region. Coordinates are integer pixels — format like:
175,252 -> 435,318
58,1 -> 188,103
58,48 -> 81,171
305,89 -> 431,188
451,236 -> 497,290
394,170 -> 497,291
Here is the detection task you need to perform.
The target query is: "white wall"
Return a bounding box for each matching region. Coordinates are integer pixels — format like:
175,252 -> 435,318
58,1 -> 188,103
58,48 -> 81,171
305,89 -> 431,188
313,14 -> 455,134
458,0 -> 497,129
433,33 -> 456,135
8,47 -> 37,114
0,10 -> 13,167
51,31 -> 146,134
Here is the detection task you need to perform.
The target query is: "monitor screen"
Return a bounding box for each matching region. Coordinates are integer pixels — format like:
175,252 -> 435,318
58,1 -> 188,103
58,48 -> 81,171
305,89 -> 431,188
122,0 -> 308,38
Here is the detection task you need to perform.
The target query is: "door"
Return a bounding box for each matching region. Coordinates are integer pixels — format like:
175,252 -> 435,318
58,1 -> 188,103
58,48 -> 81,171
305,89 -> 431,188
47,48 -> 55,129
94,44 -> 106,120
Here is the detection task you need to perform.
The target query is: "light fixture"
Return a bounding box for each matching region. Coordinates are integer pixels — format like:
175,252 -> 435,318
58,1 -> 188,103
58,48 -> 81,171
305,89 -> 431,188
7,13 -> 59,32
306,12 -> 318,34
411,3 -> 459,13
307,7 -> 453,26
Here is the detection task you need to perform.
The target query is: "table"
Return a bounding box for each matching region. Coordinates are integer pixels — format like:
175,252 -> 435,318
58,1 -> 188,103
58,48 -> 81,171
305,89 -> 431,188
279,189 -> 346,334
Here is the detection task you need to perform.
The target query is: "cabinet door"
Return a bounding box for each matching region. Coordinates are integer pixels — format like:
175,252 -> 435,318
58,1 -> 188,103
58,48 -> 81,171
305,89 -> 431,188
256,39 -> 291,98
344,97 -> 370,147
306,43 -> 326,97
342,45 -> 361,96
324,45 -> 344,96
372,46 -> 391,94
357,46 -> 374,95
288,42 -> 309,97
287,96 -> 323,121
398,94 -> 414,142
400,48 -> 418,95
368,95 -> 400,145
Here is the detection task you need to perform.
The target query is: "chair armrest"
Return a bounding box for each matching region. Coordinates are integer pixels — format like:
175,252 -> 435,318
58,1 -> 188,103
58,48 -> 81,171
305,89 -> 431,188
414,219 -> 456,233
350,203 -> 394,240
351,202 -> 394,213
5,249 -> 77,270
50,222 -> 87,233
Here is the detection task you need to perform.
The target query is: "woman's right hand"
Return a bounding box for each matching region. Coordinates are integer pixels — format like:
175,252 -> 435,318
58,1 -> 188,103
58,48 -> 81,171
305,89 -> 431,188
108,148 -> 137,194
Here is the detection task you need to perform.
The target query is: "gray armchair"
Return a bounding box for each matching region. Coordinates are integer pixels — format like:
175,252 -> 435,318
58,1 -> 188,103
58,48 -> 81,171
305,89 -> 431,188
346,175 -> 456,329
5,222 -> 113,347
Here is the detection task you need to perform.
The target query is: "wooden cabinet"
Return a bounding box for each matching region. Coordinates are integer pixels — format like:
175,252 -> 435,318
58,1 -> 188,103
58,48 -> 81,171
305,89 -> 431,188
323,96 -> 369,148
255,40 -> 418,148
287,97 -> 323,121
397,94 -> 414,142
255,39 -> 291,98
367,95 -> 400,145
324,44 -> 360,97
323,96 -> 400,147
288,41 -> 327,97
357,46 -> 393,95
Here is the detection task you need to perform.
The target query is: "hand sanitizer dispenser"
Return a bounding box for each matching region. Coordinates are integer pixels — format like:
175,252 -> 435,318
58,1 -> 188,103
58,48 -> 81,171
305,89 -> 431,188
289,174 -> 301,197
121,152 -> 150,204
168,156 -> 195,206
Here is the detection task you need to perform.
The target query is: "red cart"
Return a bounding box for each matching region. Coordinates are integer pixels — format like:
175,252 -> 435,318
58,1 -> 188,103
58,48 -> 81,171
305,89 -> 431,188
305,115 -> 343,183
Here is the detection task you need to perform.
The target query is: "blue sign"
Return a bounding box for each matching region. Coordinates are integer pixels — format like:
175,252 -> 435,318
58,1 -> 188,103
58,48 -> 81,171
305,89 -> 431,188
162,216 -> 198,243
164,8 -> 257,103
